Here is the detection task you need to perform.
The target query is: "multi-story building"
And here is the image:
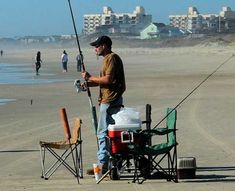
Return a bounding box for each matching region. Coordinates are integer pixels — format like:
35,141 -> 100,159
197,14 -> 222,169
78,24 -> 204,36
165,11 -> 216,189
169,6 -> 235,33
83,6 -> 152,35
219,6 -> 235,32
169,7 -> 216,33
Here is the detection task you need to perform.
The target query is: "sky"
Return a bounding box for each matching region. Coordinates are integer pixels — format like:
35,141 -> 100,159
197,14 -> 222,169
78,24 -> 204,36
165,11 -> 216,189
0,0 -> 235,38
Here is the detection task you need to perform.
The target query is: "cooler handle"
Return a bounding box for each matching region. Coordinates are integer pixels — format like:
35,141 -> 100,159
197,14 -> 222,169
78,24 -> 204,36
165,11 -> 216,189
121,131 -> 134,143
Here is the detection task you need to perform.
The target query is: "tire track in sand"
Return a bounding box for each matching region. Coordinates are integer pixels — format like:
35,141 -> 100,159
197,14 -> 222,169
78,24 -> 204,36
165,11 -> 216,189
189,94 -> 235,158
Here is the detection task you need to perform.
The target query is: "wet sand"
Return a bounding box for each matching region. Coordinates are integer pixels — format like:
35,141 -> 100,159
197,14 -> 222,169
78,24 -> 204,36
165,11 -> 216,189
0,45 -> 235,190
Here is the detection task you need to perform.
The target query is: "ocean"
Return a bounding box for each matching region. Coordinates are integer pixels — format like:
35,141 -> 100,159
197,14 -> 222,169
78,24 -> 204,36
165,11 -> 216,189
0,63 -> 72,105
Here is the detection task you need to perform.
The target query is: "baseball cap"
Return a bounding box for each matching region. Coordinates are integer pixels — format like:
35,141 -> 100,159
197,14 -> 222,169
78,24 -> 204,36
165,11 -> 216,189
90,36 -> 112,48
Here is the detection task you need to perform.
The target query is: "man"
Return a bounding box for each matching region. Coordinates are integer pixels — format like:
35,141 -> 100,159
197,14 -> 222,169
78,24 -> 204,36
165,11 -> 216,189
76,54 -> 83,72
61,50 -> 68,72
82,35 -> 126,174
35,51 -> 42,75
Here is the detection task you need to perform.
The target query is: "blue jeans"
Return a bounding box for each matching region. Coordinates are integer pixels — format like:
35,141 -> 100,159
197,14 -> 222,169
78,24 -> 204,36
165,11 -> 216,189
97,97 -> 123,170
62,62 -> 67,71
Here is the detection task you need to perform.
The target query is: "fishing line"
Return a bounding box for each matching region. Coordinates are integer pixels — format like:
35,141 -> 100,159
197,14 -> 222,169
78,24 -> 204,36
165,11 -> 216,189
153,53 -> 235,129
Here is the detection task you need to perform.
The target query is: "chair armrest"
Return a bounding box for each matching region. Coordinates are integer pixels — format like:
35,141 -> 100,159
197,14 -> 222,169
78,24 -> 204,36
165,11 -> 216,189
142,120 -> 151,124
141,128 -> 175,136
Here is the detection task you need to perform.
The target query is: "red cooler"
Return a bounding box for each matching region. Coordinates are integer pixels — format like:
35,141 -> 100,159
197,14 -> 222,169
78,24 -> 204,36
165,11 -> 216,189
108,124 -> 141,154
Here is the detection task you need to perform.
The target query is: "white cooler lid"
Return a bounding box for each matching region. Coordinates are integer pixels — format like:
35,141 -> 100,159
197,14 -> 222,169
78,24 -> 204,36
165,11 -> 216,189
108,123 -> 141,131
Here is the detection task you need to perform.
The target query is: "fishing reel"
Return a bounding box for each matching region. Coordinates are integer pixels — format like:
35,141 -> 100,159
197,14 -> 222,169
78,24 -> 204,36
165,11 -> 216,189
74,79 -> 87,93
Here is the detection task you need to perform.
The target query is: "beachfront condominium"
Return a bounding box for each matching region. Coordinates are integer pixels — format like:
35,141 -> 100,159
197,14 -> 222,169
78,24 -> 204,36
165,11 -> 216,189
83,6 -> 152,35
169,7 -> 217,33
169,6 -> 235,33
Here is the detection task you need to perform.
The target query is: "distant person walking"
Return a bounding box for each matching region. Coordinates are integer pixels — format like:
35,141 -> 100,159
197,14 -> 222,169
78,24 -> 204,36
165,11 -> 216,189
61,50 -> 68,72
35,51 -> 42,75
0,50 -> 3,56
76,54 -> 83,72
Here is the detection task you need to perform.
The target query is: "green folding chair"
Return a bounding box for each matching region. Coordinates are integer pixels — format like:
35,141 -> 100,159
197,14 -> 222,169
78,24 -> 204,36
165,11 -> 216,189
129,108 -> 178,184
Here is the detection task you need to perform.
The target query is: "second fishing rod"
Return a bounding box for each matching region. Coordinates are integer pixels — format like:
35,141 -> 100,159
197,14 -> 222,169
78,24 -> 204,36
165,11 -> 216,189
152,53 -> 235,130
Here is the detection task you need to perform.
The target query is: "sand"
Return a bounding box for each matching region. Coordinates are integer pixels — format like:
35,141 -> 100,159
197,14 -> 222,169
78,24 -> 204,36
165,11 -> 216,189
0,44 -> 235,191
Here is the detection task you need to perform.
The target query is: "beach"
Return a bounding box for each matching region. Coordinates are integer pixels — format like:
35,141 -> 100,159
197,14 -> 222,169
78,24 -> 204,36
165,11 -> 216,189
0,44 -> 235,191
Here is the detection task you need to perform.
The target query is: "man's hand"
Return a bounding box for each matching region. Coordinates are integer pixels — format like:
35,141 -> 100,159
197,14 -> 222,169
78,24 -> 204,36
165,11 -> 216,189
80,82 -> 87,91
81,71 -> 91,81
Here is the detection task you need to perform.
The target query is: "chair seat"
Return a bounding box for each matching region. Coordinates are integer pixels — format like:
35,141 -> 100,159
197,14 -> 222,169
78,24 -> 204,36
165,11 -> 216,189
40,139 -> 81,149
129,142 -> 176,156
141,128 -> 175,136
144,143 -> 175,155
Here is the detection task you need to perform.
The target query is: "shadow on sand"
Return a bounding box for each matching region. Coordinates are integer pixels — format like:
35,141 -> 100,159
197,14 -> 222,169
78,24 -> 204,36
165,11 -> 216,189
181,166 -> 235,183
0,149 -> 39,153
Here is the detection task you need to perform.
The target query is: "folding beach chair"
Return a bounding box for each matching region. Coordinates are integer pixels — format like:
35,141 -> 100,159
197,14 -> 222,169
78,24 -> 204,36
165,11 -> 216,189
39,108 -> 83,183
129,108 -> 178,184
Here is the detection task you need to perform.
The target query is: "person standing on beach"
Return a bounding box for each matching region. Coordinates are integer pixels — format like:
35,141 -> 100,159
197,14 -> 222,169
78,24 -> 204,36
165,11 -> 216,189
81,36 -> 126,174
1,49 -> 3,56
76,54 -> 83,72
35,51 -> 42,75
61,50 -> 68,72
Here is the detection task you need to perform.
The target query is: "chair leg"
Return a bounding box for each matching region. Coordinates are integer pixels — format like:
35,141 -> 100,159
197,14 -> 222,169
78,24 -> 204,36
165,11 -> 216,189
77,142 -> 83,178
48,148 -> 76,177
132,155 -> 146,184
171,147 -> 178,182
68,143 -> 79,184
166,148 -> 178,182
40,145 -> 81,180
39,145 -> 46,179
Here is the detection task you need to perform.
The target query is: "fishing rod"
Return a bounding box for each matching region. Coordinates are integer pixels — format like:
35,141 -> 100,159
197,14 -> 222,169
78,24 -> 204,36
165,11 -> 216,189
67,0 -> 98,135
153,53 -> 235,130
